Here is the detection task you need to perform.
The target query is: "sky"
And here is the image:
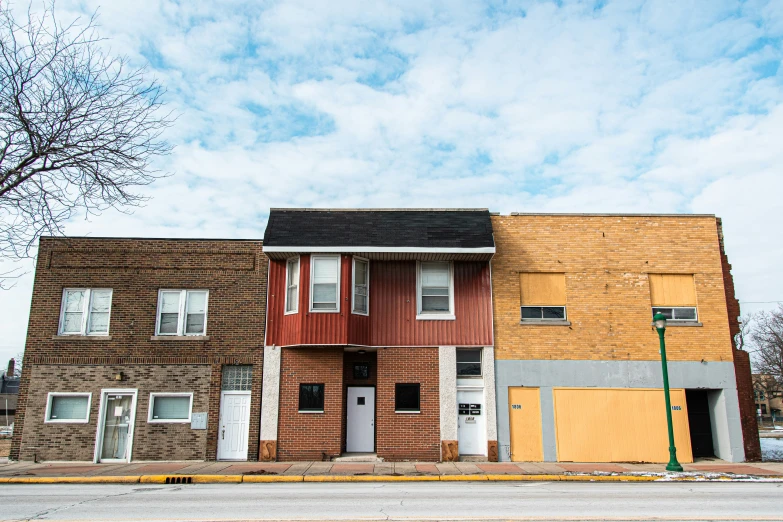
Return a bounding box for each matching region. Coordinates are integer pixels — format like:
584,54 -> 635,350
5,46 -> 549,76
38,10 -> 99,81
1,0 -> 783,365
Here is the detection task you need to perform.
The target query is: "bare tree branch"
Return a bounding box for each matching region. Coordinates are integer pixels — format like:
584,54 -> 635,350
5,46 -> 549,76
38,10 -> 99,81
750,306 -> 783,389
0,1 -> 173,259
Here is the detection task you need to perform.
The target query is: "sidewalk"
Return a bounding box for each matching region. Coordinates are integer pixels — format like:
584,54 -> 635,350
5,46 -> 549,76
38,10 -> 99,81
1,458 -> 782,483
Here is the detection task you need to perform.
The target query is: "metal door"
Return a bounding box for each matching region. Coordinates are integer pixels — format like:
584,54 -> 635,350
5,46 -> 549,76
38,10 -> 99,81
346,387 -> 375,452
457,389 -> 486,455
217,391 -> 250,460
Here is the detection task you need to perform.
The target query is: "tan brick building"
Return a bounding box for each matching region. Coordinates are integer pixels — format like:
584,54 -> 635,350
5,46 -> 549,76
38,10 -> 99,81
10,237 -> 266,462
491,213 -> 758,463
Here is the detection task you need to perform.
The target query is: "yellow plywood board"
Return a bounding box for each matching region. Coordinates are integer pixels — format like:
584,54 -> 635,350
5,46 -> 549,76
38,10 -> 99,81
508,387 -> 544,462
519,273 -> 566,306
553,388 -> 693,464
649,274 -> 696,307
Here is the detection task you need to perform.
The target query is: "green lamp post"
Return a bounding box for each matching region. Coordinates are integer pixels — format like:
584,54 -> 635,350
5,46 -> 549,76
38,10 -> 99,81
653,312 -> 684,472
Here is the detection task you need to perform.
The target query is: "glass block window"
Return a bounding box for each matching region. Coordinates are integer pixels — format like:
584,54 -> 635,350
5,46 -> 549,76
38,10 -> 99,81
222,365 -> 252,391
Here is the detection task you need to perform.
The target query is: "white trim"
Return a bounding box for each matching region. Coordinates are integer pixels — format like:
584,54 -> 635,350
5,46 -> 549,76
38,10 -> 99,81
58,288 -> 113,336
155,289 -> 209,336
44,392 -> 92,423
351,256 -> 369,316
263,246 -> 495,254
147,392 -> 193,423
93,388 -> 138,464
395,411 -> 421,414
284,257 -> 300,315
416,261 -> 455,320
298,410 -> 324,414
309,255 -> 341,313
456,347 -> 483,378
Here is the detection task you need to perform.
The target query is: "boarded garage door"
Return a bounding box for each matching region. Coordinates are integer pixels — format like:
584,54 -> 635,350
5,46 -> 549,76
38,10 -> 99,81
553,388 -> 693,463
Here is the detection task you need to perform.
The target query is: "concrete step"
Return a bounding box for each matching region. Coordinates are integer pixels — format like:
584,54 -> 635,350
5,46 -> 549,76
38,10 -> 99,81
332,453 -> 385,462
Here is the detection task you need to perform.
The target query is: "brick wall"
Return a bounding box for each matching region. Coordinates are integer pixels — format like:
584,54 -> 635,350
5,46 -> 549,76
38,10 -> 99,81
19,365 -> 210,461
376,347 -> 440,461
277,347 -> 343,461
491,215 -> 735,362
717,219 -> 761,461
11,237 -> 266,461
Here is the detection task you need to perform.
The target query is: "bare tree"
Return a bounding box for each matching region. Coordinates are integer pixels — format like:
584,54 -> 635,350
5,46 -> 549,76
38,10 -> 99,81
0,2 -> 172,259
750,306 -> 783,388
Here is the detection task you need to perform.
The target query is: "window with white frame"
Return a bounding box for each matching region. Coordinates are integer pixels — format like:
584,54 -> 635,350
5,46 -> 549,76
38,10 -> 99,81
285,257 -> 300,314
45,393 -> 91,423
310,255 -> 340,312
148,393 -> 193,423
352,257 -> 369,315
59,289 -> 113,335
417,261 -> 454,318
156,290 -> 208,336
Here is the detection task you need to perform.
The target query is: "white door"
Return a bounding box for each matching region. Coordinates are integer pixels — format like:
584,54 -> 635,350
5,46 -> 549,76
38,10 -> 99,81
346,387 -> 375,453
458,389 -> 486,456
217,392 -> 250,460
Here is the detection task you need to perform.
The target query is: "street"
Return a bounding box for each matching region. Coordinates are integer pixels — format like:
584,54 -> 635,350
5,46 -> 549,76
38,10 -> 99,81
2,482 -> 782,521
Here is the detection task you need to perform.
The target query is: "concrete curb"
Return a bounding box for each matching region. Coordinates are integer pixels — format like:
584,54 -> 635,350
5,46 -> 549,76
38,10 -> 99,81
0,473 -> 780,484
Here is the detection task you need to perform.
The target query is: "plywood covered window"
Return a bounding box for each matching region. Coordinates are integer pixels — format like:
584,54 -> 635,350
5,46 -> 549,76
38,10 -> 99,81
649,274 -> 698,322
519,273 -> 566,321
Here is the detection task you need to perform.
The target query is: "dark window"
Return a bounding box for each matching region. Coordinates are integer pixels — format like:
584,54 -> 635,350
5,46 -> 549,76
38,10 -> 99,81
353,363 -> 370,380
357,396 -> 365,405
395,383 -> 420,412
521,306 -> 566,320
457,349 -> 482,376
298,384 -> 325,412
761,404 -> 768,415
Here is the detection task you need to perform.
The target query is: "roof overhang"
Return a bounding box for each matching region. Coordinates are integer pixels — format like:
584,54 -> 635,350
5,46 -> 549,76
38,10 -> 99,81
263,246 -> 495,261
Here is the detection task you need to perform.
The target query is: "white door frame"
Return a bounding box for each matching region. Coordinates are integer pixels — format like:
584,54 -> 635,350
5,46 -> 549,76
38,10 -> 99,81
93,388 -> 138,463
217,390 -> 251,461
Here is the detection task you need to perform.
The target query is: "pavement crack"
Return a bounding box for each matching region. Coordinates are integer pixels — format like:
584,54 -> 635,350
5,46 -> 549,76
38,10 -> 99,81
21,487 -> 141,521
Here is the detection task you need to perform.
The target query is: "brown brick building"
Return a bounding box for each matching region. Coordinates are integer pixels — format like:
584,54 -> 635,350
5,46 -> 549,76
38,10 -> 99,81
10,237 -> 266,462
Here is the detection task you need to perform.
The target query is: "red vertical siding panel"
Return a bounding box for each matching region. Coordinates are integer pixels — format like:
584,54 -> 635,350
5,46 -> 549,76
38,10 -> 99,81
268,258 -> 492,347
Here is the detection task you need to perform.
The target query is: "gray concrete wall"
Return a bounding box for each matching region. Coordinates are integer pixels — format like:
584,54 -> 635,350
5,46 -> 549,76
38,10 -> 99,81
495,360 -> 745,463
260,346 -> 282,442
439,346 -> 458,442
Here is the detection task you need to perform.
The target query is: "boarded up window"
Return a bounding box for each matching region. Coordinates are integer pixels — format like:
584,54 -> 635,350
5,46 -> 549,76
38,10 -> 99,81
519,273 -> 566,305
649,274 -> 696,306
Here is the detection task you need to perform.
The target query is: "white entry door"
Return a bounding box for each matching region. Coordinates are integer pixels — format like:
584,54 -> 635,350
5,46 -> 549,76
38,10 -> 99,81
217,392 -> 250,460
346,387 -> 375,453
457,389 -> 486,456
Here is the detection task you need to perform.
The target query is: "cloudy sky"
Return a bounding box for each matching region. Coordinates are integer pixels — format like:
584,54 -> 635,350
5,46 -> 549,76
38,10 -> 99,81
1,0 -> 782,364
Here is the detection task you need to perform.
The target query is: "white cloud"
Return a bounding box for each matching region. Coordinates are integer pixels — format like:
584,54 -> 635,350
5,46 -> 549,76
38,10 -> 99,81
2,0 -> 783,363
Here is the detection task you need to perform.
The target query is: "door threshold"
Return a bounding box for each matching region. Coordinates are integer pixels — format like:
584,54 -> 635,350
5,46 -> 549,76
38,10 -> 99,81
333,453 -> 384,462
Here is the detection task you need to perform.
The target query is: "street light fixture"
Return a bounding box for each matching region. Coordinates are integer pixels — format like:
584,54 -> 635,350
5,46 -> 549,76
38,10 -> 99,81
653,312 -> 683,472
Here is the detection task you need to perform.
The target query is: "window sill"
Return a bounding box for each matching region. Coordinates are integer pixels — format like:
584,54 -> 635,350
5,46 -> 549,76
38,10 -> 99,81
298,410 -> 324,414
519,320 -> 571,326
284,310 -> 298,316
148,419 -> 191,424
663,322 -> 703,327
416,314 -> 456,321
52,335 -> 112,340
150,336 -> 210,341
395,410 -> 421,414
44,419 -> 89,424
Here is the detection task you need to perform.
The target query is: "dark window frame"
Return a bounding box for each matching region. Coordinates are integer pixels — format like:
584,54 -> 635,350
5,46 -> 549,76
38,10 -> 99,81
395,383 -> 420,413
298,383 -> 325,412
651,306 -> 698,322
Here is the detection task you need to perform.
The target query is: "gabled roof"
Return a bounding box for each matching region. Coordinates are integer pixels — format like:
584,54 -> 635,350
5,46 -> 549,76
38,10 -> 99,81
263,208 -> 495,260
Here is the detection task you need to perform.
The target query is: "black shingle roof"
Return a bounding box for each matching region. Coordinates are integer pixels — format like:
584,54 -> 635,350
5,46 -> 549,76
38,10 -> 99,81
263,209 -> 494,249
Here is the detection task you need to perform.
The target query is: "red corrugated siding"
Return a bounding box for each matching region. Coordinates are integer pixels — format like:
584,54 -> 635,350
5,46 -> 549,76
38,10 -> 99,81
266,257 -> 492,347
369,261 -> 492,346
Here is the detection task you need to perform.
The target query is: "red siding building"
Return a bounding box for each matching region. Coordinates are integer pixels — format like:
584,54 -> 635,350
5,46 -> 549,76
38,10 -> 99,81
260,209 -> 498,462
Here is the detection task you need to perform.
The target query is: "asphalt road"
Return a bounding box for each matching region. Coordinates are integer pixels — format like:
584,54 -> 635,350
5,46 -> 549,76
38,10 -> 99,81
2,481 -> 783,521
